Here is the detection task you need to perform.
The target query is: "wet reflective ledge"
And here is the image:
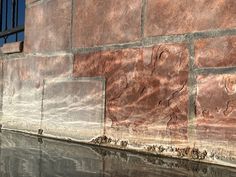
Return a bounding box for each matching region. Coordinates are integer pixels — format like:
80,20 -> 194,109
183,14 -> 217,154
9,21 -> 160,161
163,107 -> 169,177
0,131 -> 236,177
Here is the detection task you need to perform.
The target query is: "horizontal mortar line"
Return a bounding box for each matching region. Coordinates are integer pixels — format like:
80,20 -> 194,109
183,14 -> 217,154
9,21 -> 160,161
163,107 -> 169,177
0,52 -> 74,61
0,53 -> 26,60
143,34 -> 190,45
141,0 -> 147,38
72,41 -> 142,54
194,67 -> 236,75
26,51 -> 73,57
73,28 -> 236,54
193,28 -> 236,39
143,28 -> 236,45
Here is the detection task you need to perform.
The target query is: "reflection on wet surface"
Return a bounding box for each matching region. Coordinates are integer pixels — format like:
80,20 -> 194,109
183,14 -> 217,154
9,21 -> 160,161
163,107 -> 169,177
0,130 -> 236,177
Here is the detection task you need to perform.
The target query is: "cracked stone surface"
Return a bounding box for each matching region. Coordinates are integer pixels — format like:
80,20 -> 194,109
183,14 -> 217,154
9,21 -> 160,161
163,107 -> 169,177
73,44 -> 189,144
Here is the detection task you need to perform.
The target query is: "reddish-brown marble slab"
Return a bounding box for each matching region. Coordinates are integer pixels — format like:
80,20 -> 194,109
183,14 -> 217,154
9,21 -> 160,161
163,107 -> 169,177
196,74 -> 236,142
145,0 -> 236,37
195,36 -> 236,67
72,0 -> 142,48
24,0 -> 71,53
73,44 -> 189,143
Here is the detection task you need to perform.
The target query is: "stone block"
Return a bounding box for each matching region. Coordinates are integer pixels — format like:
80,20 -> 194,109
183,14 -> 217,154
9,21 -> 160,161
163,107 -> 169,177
195,36 -> 236,67
24,0 -> 71,52
0,55 -> 73,133
195,74 -> 236,143
72,0 -> 142,48
41,77 -> 105,141
73,44 -> 189,144
145,0 -> 236,36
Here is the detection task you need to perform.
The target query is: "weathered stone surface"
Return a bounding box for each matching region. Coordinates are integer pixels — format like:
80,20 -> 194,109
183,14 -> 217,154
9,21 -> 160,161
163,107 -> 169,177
1,55 -> 73,133
42,78 -> 105,141
0,41 -> 23,54
73,44 -> 189,143
145,0 -> 236,37
24,0 -> 71,52
72,0 -> 142,48
196,74 -> 236,143
195,36 -> 236,67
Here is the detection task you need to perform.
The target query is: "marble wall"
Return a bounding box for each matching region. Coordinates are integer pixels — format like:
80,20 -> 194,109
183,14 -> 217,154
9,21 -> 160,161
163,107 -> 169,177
0,0 -> 235,167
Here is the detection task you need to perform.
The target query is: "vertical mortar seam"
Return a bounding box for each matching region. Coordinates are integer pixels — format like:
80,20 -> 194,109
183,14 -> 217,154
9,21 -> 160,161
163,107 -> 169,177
40,79 -> 45,131
70,0 -> 74,52
141,0 -> 147,39
187,36 -> 197,145
102,78 -> 106,136
0,60 -> 3,118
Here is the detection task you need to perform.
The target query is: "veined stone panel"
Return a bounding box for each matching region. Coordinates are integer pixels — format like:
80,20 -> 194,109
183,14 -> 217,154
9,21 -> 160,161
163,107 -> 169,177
1,58 -> 42,133
41,77 -> 105,141
195,74 -> 236,163
2,79 -> 42,133
195,36 -> 236,67
73,44 -> 189,145
0,55 -> 73,134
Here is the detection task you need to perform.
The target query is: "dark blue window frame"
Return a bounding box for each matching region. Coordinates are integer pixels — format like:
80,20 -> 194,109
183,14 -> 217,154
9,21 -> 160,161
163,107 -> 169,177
0,0 -> 25,47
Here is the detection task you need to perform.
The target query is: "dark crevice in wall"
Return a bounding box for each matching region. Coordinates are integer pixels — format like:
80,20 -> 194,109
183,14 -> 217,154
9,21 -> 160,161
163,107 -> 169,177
70,0 -> 74,52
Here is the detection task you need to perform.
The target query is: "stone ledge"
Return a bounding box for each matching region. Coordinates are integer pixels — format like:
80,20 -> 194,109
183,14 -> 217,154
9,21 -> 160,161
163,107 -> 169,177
26,0 -> 41,5
0,41 -> 23,54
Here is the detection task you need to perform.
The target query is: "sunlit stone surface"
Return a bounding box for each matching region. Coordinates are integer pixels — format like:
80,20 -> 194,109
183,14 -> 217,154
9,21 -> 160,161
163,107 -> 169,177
145,0 -> 236,37
73,44 -> 189,145
42,77 -> 105,141
2,80 -> 42,133
195,36 -> 236,67
0,56 -> 73,134
194,74 -> 236,163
